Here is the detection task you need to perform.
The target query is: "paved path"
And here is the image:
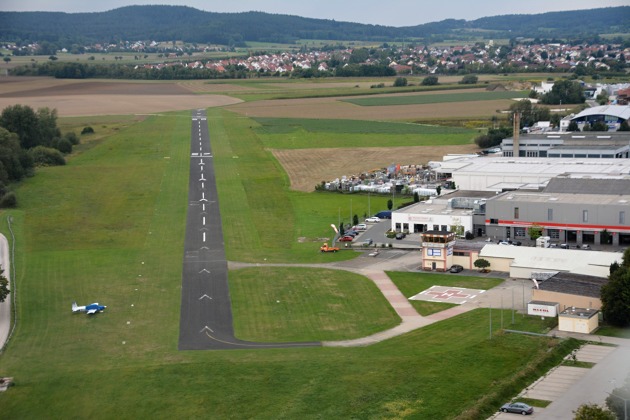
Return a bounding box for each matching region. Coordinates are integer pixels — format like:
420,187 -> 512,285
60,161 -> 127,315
0,233 -> 10,350
323,269 -> 435,347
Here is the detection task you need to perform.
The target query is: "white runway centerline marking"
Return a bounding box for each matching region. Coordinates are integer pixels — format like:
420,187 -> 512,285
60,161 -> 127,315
203,232 -> 206,242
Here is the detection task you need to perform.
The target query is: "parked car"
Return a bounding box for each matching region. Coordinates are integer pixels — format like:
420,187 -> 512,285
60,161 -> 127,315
365,217 -> 380,223
374,211 -> 392,219
499,402 -> 534,415
338,236 -> 354,242
581,244 -> 591,250
395,232 -> 406,240
498,241 -> 511,245
449,264 -> 464,273
354,224 -> 367,231
344,230 -> 359,237
362,238 -> 373,246
560,243 -> 569,249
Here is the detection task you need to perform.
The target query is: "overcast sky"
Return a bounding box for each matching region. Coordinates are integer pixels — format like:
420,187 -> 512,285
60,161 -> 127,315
1,0 -> 627,27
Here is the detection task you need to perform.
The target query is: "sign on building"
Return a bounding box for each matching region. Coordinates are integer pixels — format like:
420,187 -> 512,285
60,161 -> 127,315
527,301 -> 559,317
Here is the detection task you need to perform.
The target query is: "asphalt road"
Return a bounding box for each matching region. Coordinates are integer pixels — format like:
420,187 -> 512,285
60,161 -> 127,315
177,109 -> 319,350
0,233 -> 10,350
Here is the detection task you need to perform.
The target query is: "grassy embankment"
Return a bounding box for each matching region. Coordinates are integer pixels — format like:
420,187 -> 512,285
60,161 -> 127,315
0,108 -> 579,418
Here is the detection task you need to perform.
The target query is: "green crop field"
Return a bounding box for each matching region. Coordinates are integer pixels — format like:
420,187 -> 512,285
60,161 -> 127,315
344,90 -> 529,106
252,117 -> 476,149
0,104 -> 579,417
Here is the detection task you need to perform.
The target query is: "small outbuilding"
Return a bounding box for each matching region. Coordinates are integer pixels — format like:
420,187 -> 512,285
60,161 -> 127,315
558,307 -> 599,334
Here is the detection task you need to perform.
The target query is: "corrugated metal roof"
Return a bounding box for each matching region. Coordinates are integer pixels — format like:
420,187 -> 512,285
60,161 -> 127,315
544,178 -> 630,195
572,105 -> 630,121
480,244 -> 623,278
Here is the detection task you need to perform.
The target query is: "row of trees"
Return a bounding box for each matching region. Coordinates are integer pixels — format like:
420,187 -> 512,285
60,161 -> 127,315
0,105 -> 77,207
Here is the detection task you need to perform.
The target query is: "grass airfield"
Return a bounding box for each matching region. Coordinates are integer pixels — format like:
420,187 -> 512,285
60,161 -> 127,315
0,78 -> 580,418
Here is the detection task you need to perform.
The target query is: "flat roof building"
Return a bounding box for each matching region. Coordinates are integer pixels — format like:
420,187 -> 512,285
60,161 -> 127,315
501,132 -> 630,159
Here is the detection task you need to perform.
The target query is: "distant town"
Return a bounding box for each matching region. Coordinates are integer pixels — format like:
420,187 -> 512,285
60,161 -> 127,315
3,38 -> 628,78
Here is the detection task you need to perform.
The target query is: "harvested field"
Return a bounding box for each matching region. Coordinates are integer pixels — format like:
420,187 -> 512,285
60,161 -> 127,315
229,96 -> 514,120
272,144 -> 479,192
0,77 -> 242,116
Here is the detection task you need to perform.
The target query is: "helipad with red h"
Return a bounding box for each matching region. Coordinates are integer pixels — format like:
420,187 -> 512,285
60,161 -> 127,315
409,285 -> 485,304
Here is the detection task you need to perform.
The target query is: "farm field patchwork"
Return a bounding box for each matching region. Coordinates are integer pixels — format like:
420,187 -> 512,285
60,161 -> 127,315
344,89 -> 529,106
228,96 -> 519,120
0,77 -> 242,117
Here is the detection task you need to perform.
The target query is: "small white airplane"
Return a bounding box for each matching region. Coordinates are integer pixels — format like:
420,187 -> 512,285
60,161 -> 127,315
72,301 -> 106,315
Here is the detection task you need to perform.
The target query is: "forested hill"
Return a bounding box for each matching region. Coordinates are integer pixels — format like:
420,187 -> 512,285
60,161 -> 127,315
0,5 -> 628,46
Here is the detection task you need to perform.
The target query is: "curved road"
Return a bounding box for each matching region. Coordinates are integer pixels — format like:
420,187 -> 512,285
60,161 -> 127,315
177,109 -> 319,350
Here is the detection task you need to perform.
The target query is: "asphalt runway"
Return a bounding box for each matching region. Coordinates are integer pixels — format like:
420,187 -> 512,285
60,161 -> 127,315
178,109 -> 320,350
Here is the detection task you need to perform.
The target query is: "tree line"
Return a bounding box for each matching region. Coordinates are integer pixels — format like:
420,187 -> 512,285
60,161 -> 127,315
0,105 -> 80,208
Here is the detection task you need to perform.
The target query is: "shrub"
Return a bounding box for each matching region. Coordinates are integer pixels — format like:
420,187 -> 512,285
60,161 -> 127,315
28,146 -> 66,166
81,126 -> 94,135
51,137 -> 73,154
393,77 -> 408,87
460,74 -> 478,84
64,131 -> 80,145
421,75 -> 439,86
0,191 -> 17,208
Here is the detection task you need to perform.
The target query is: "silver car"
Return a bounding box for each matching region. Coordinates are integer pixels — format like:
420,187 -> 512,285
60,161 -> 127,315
500,402 -> 534,415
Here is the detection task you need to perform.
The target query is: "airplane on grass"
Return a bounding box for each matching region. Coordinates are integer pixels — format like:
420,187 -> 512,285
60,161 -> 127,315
72,302 -> 106,315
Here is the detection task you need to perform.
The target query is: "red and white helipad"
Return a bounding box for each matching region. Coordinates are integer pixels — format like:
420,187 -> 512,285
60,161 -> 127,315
409,285 -> 485,305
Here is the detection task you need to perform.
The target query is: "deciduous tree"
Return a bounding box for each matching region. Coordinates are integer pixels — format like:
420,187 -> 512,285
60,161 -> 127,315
0,267 -> 9,303
421,75 -> 438,86
573,403 -> 615,420
601,248 -> 630,327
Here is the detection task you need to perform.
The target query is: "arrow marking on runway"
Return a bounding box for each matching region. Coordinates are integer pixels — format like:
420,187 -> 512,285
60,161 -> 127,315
200,246 -> 209,250
200,326 -> 214,333
199,294 -> 212,300
199,268 -> 210,273
199,175 -> 206,181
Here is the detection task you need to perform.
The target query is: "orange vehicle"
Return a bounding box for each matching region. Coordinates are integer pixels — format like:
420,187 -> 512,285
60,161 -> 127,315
320,243 -> 339,253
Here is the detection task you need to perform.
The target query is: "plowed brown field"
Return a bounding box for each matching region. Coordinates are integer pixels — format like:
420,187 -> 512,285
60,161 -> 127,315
273,144 -> 479,192
228,95 -> 511,120
0,77 -> 241,116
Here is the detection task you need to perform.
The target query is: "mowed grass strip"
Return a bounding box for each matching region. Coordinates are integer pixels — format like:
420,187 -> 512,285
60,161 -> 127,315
388,271 -> 503,316
344,89 -> 529,106
230,267 -> 400,342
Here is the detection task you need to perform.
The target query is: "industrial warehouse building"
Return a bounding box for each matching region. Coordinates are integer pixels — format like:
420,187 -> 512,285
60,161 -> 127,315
484,177 -> 630,246
500,132 -> 630,159
559,104 -> 630,132
432,156 -> 630,192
